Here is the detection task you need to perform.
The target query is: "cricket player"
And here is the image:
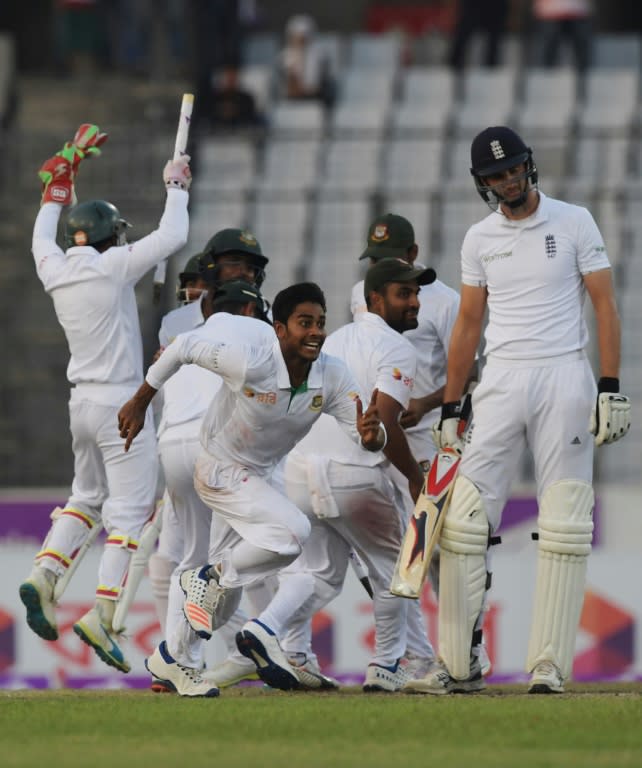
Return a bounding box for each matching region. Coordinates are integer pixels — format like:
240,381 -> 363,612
148,230 -> 270,687
117,282 -> 387,696
19,125 -> 191,673
267,258 -> 438,692
349,213 -> 486,676
407,125 -> 630,695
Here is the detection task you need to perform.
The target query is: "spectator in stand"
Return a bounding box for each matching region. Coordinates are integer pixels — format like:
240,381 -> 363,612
201,66 -> 264,132
530,0 -> 594,73
280,14 -> 335,107
448,0 -> 510,70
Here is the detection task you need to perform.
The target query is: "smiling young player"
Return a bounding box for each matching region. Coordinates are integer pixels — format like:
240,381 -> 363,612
117,282 -> 387,696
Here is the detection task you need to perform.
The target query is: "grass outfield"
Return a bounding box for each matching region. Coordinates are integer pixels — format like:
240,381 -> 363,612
2,683 -> 641,768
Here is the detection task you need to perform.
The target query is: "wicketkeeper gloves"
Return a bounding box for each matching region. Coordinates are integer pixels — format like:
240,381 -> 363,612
38,123 -> 108,206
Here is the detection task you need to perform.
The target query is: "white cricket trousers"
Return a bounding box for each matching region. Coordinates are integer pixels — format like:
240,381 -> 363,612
282,453 -> 409,668
461,352 -> 596,531
194,454 -> 311,588
38,393 -> 158,598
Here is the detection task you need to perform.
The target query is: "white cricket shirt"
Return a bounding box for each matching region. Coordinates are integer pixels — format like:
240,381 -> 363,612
157,296 -> 224,437
32,190 -> 189,405
351,278 -> 459,450
461,192 -> 611,361
293,311 -> 417,467
146,316 -> 363,476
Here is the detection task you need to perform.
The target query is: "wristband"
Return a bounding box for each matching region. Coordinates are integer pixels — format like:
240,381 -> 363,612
441,401 -> 461,420
360,421 -> 387,451
597,377 -> 619,394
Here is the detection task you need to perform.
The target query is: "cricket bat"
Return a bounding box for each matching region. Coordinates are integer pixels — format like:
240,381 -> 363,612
390,446 -> 462,598
153,92 -> 194,304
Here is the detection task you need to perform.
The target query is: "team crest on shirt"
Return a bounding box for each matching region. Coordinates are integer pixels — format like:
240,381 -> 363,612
243,387 -> 255,398
392,368 -> 414,388
545,234 -> 557,258
309,394 -> 324,411
371,224 -> 390,242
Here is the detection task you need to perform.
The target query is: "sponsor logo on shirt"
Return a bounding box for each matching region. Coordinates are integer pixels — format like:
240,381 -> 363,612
545,234 -> 557,258
481,251 -> 512,265
243,388 -> 277,404
392,368 -> 414,388
309,394 -> 324,411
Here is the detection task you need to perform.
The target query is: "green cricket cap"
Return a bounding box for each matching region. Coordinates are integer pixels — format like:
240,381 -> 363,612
364,257 -> 436,297
359,213 -> 415,261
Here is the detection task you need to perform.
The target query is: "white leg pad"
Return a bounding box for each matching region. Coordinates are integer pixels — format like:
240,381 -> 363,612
438,476 -> 489,680
527,479 -> 594,680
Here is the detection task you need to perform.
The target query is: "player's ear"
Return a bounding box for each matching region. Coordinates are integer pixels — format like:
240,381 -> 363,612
273,320 -> 286,339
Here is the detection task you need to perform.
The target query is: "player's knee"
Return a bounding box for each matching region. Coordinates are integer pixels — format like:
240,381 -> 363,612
440,476 -> 489,556
538,480 -> 594,556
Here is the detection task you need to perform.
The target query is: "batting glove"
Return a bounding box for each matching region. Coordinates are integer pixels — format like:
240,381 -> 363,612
433,401 -> 465,454
163,156 -> 192,190
590,377 -> 631,446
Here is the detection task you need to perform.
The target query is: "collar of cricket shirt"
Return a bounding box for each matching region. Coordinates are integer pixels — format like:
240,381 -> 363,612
273,339 -> 324,390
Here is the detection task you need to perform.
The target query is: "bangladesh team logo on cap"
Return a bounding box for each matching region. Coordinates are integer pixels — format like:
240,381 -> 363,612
73,231 -> 88,246
239,231 -> 258,246
371,224 -> 390,242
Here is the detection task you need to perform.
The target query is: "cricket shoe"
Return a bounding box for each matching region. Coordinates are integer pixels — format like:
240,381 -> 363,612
403,656 -> 486,695
146,641 -> 219,697
287,652 -> 340,690
236,619 -> 300,691
478,643 -> 492,677
73,606 -> 131,673
180,565 -> 241,640
528,661 -> 564,694
402,654 -> 438,680
363,658 -> 411,692
202,656 -> 259,688
19,567 -> 58,641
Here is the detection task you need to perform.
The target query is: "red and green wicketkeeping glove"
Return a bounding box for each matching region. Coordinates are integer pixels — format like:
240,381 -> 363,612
39,123 -> 108,205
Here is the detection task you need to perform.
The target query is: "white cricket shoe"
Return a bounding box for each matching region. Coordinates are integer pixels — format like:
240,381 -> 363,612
236,619 -> 300,691
180,565 -> 241,639
478,643 -> 492,677
363,658 -> 411,692
403,653 -> 438,680
202,656 -> 259,688
528,661 -> 565,694
403,657 -> 486,695
73,605 -> 131,673
146,641 -> 219,697
19,567 -> 58,641
287,652 -> 340,690
179,565 -> 217,639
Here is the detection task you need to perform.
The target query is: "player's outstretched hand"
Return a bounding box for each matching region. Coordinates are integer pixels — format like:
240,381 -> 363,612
590,389 -> 631,446
356,388 -> 385,451
163,156 -> 192,190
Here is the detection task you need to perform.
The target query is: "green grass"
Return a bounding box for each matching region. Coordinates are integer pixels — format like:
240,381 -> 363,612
2,684 -> 641,768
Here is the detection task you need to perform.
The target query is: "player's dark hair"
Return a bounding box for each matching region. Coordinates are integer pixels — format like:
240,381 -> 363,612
272,282 -> 326,324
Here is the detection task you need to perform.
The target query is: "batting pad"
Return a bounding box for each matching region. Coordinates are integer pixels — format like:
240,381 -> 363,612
527,480 -> 594,680
439,476 -> 489,680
